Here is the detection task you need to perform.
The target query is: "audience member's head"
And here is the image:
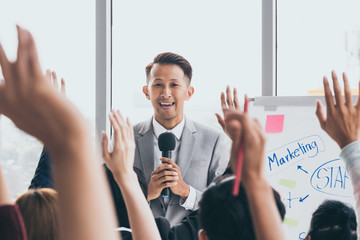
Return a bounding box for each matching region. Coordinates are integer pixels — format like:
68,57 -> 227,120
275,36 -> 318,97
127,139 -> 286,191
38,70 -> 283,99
145,52 -> 193,85
16,188 -> 59,240
198,178 -> 285,240
306,200 -> 357,240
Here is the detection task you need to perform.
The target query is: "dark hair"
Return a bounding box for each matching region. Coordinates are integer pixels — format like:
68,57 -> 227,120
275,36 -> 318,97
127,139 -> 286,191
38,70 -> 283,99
16,188 -> 59,240
198,179 -> 286,240
306,200 -> 357,240
145,52 -> 192,84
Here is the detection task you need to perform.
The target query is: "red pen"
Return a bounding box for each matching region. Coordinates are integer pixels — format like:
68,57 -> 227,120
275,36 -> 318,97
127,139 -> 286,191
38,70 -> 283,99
233,96 -> 248,196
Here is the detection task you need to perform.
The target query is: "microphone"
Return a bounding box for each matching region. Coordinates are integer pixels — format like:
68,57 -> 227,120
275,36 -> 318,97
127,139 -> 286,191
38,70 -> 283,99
158,132 -> 176,198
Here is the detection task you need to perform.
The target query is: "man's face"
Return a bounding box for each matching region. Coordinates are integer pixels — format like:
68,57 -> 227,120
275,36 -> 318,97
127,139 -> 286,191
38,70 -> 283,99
143,64 -> 194,128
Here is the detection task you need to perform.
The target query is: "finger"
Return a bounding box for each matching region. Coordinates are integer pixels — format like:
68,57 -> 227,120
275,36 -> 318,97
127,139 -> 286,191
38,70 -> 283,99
244,94 -> 249,113
16,26 -> 30,73
331,70 -> 344,107
109,111 -> 121,146
160,159 -> 180,172
52,71 -> 59,88
215,113 -> 225,130
226,85 -> 234,108
159,157 -> 178,168
323,76 -> 335,113
45,69 -> 51,82
153,171 -> 179,182
117,110 -> 129,138
127,117 -> 134,140
356,81 -> 360,109
24,28 -> 42,77
220,92 -> 227,110
162,181 -> 178,188
233,88 -> 240,110
253,118 -> 262,130
159,174 -> 179,182
60,78 -> 66,95
343,72 -> 352,107
101,131 -> 110,160
159,170 -> 179,176
0,44 -> 11,81
315,100 -> 326,129
113,110 -> 126,142
114,110 -> 126,128
151,164 -> 174,175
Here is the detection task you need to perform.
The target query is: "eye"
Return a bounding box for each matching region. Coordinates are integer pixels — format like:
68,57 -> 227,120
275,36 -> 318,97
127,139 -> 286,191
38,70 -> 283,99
153,83 -> 162,87
171,83 -> 179,87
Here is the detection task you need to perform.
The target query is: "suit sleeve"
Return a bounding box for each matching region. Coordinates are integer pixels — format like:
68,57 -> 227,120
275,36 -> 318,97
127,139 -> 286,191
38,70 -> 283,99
207,132 -> 230,183
339,140 -> 360,238
182,132 -> 230,210
29,147 -> 53,189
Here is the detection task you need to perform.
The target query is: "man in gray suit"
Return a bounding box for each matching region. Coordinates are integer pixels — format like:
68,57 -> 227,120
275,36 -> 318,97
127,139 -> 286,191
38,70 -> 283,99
134,52 -> 229,226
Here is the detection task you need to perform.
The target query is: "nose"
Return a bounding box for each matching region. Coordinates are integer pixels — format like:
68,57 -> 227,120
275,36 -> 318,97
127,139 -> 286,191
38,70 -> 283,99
161,85 -> 172,98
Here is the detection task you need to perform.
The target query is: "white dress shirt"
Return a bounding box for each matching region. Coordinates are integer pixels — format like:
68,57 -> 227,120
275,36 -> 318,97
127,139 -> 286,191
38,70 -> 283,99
152,117 -> 196,210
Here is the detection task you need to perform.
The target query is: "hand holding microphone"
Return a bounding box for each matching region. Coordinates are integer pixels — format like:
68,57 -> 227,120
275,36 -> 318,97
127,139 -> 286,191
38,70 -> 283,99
158,132 -> 176,197
147,132 -> 189,201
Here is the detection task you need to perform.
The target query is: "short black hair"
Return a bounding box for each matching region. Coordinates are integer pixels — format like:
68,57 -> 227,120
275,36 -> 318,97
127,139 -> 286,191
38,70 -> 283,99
198,179 -> 285,240
145,52 -> 192,84
306,200 -> 357,240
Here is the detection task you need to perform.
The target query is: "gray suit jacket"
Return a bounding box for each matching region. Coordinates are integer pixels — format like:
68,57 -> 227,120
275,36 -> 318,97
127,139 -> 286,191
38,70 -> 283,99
133,117 -> 229,226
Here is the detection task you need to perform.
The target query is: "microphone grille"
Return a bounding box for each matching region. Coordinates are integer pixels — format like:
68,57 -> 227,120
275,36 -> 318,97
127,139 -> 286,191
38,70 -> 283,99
158,132 -> 176,151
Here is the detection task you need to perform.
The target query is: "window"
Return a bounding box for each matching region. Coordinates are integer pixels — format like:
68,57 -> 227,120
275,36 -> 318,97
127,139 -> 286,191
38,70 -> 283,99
277,0 -> 360,96
0,0 -> 95,199
111,0 -> 262,127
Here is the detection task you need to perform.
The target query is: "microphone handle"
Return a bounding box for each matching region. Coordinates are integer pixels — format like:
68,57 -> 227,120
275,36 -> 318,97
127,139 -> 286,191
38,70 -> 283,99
161,151 -> 172,198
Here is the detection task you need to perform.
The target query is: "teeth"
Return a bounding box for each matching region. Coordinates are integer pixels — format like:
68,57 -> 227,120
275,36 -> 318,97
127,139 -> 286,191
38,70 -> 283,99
160,102 -> 173,106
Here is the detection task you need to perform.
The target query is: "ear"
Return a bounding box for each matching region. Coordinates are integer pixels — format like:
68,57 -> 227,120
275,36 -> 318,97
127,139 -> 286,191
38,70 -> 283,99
186,86 -> 194,101
143,85 -> 150,100
198,229 -> 208,240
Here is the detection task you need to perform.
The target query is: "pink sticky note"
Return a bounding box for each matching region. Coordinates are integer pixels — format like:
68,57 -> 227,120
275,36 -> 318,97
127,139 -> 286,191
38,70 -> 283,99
265,115 -> 284,133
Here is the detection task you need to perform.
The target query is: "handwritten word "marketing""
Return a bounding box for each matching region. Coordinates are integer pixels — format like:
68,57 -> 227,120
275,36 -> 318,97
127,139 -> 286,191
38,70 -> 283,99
266,135 -> 325,176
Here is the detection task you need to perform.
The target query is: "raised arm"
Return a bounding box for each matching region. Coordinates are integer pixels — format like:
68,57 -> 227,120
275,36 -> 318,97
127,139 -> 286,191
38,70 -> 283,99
102,110 -> 161,240
315,70 -> 360,236
0,26 -> 119,240
315,70 -> 360,149
223,108 -> 286,240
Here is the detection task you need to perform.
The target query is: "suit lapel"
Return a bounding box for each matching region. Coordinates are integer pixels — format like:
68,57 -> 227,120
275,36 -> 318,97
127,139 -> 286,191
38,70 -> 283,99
177,118 -> 197,175
137,118 -> 155,183
168,118 -> 197,206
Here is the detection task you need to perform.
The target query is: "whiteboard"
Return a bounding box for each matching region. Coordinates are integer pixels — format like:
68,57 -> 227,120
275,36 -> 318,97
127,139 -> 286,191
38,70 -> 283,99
249,96 -> 356,240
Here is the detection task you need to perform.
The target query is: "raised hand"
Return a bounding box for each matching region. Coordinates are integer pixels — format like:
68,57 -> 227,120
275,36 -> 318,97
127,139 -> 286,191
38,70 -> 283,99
216,86 -> 245,141
102,111 -> 162,240
102,110 -> 136,177
0,26 -> 119,240
221,110 -> 266,184
316,70 -> 360,149
0,26 -> 82,152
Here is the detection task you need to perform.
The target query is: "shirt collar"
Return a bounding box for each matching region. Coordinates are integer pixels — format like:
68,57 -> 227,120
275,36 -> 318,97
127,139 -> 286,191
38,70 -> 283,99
152,117 -> 185,141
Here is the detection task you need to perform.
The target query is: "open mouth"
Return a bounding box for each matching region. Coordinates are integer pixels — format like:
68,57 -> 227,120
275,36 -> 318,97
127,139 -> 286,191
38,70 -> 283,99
159,102 -> 175,109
